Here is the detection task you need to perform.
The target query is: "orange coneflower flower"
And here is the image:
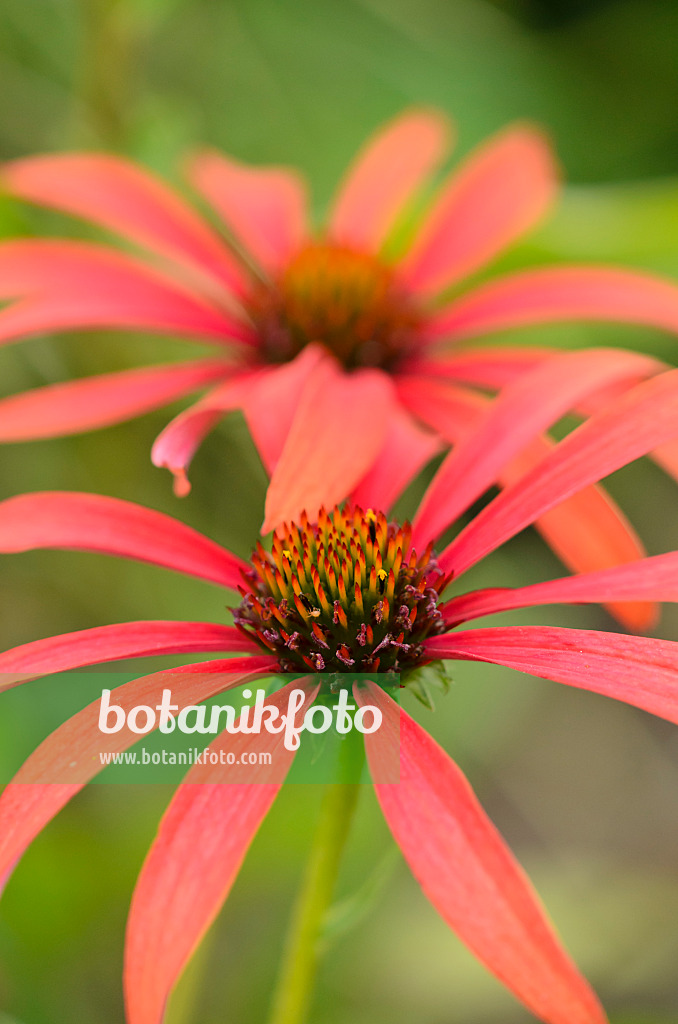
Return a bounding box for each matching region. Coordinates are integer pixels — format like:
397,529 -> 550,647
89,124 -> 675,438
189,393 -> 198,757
2,110 -> 678,623
3,363 -> 678,1023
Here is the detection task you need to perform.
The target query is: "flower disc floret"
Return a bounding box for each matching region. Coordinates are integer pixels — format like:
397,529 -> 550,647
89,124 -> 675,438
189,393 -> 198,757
233,505 -> 448,676
249,244 -> 422,370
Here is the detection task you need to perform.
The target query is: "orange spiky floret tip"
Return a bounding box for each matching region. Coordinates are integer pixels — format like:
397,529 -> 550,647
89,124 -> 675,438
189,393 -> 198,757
233,504 -> 448,677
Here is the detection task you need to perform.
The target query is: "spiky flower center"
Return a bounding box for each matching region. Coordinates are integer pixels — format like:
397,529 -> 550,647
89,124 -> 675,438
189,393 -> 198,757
248,244 -> 422,370
233,505 -> 448,677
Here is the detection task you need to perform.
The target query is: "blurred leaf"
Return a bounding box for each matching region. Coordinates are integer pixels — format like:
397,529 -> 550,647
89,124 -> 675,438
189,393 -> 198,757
320,844 -> 400,950
405,659 -> 453,711
538,180 -> 678,272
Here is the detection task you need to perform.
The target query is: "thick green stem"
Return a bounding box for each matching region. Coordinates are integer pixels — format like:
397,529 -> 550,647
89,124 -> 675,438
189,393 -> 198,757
267,743 -> 363,1024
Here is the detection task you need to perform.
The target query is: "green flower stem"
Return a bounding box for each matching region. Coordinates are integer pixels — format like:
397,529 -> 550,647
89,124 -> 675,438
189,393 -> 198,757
267,738 -> 364,1024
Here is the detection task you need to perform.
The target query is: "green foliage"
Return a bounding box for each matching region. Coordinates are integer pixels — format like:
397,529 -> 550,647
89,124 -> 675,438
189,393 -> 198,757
405,658 -> 453,711
2,1 -> 678,1022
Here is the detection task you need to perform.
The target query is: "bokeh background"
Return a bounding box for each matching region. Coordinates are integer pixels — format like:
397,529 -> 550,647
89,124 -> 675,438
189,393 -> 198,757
2,0 -> 678,1021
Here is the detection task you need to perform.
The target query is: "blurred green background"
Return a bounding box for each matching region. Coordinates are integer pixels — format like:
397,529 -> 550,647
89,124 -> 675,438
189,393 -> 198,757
2,0 -> 678,1021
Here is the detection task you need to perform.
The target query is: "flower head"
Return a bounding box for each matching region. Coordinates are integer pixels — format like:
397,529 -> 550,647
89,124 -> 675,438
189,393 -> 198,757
249,242 -> 422,370
4,109 -> 678,616
235,504 -> 447,674
3,362 -> 678,1023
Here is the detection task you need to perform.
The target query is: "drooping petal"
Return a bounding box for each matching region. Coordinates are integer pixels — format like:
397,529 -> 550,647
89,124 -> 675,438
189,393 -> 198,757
0,621 -> 260,692
1,152 -> 246,293
412,348 -> 659,551
187,150 -> 308,273
151,370 -> 258,497
572,378 -> 678,542
152,348 -> 334,498
242,345 -> 331,473
400,125 -> 558,296
440,369 -> 678,578
351,407 -> 441,513
403,346 -> 554,388
567,376 -> 678,512
262,360 -> 395,532
399,375 -> 651,630
0,240 -> 252,345
652,438 -> 678,483
0,656 -> 277,895
426,627 -> 678,725
443,551 -> 678,626
0,492 -> 248,589
499,436 -> 653,632
0,359 -> 230,441
356,683 -> 606,1024
329,108 -> 453,252
427,266 -> 678,341
397,375 -> 488,440
124,679 -> 318,1024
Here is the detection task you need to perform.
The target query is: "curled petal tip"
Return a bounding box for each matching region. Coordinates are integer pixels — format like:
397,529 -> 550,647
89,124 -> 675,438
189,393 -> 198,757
171,467 -> 191,498
617,599 -> 660,634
